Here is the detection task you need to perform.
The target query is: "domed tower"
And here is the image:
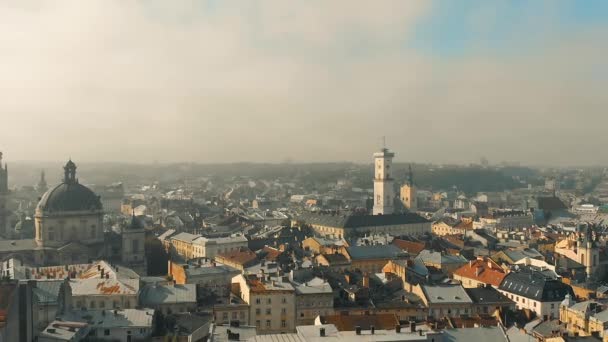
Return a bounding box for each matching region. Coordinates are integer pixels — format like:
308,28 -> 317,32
35,160 -> 104,248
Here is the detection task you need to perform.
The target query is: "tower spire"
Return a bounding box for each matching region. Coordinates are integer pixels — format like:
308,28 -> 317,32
408,164 -> 414,187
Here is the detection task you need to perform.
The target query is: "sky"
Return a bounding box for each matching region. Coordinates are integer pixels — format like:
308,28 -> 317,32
0,0 -> 607,165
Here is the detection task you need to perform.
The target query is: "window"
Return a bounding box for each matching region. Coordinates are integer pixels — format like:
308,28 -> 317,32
282,297 -> 287,304
281,320 -> 286,328
256,308 -> 261,315
282,308 -> 286,314
266,320 -> 271,328
99,301 -> 105,308
91,301 -> 96,309
256,298 -> 261,304
551,303 -> 555,309
267,298 -> 271,304
266,308 -> 271,315
223,312 -> 228,319
104,329 -> 110,336
256,320 -> 261,327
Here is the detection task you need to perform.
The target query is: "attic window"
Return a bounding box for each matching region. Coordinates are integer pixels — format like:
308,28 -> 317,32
455,296 -> 461,300
437,296 -> 443,300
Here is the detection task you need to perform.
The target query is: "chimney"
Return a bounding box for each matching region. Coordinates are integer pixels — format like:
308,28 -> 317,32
320,327 -> 326,337
355,326 -> 361,335
410,321 -> 416,332
475,266 -> 482,277
371,326 -> 375,335
396,324 -> 401,333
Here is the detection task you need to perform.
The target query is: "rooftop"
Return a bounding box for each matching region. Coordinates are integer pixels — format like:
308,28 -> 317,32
453,257 -> 507,287
139,283 -> 197,305
421,284 -> 473,304
346,245 -> 407,260
70,278 -> 139,296
62,308 -> 154,329
295,277 -> 333,295
297,212 -> 429,229
499,269 -> 574,301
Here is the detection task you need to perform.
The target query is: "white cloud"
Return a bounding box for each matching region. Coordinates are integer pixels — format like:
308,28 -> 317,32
0,1 -> 605,165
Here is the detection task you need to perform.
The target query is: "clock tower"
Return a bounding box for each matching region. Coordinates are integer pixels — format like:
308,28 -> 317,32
373,146 -> 395,215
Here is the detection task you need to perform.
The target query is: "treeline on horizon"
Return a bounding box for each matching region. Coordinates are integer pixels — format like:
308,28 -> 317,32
7,161 -> 547,196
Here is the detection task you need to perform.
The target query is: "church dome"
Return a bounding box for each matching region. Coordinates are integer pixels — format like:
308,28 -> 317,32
36,160 -> 103,213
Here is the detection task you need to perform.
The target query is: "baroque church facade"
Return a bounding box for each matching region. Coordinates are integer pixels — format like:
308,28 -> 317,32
0,157 -> 146,274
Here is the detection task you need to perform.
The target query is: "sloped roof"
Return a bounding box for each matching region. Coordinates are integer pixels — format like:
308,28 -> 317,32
346,245 -> 407,260
70,278 -> 139,296
465,287 -> 513,305
392,239 -> 425,255
453,258 -> 507,287
422,284 -> 473,304
139,283 -> 196,305
499,269 -> 574,302
33,280 -> 63,305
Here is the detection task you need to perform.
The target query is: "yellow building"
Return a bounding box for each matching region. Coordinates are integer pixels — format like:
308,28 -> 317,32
560,296 -> 608,339
169,232 -> 199,260
232,274 -> 296,334
432,217 -> 472,236
295,212 -> 431,240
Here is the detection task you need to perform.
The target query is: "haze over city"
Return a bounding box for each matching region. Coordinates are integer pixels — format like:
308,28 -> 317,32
2,0 -> 607,165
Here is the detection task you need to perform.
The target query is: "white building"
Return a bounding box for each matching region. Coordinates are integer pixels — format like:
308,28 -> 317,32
193,234 -> 249,259
373,147 -> 395,215
497,269 -> 574,320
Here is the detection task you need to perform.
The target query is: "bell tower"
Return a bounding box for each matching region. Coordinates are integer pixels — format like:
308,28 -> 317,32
373,141 -> 395,215
63,159 -> 77,184
37,170 -> 48,193
400,165 -> 417,212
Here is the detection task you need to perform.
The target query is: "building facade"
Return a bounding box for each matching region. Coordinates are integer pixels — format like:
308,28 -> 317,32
373,147 -> 395,215
232,274 -> 296,334
400,165 -> 417,212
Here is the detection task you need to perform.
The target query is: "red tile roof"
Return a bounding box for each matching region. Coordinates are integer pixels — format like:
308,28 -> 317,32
453,257 -> 507,287
262,246 -> 283,262
392,239 -> 425,256
216,248 -> 257,266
